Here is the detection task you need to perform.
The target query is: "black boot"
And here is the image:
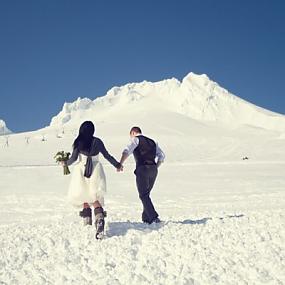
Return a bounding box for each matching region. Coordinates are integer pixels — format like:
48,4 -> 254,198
142,210 -> 150,224
79,207 -> 92,226
94,207 -> 106,240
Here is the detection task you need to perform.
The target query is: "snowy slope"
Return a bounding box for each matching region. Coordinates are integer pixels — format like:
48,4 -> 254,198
50,72 -> 285,132
1,109 -> 285,166
0,119 -> 12,135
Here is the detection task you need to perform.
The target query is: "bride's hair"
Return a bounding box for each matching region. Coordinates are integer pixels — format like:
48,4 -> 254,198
73,121 -> 95,151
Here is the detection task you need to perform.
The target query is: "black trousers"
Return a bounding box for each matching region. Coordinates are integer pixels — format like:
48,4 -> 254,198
135,165 -> 158,223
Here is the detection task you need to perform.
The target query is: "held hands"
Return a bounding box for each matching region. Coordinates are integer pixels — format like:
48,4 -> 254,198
116,163 -> 124,172
117,153 -> 128,172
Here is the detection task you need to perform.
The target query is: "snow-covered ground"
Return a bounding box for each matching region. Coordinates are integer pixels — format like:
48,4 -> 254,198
1,129 -> 284,284
0,161 -> 284,284
0,73 -> 285,284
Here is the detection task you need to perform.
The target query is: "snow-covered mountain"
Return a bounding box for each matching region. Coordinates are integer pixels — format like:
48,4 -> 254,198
0,119 -> 12,135
49,72 -> 285,132
1,72 -> 284,166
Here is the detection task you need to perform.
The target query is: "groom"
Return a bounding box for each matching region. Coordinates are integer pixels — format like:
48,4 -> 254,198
119,127 -> 165,224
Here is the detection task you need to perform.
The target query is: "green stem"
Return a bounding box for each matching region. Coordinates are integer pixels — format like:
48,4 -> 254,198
63,165 -> 70,175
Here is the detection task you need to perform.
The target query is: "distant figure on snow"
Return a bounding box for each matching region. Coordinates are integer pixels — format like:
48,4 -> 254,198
63,121 -> 122,239
119,127 -> 165,224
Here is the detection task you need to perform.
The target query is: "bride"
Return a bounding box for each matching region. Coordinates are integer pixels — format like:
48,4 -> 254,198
64,121 -> 122,239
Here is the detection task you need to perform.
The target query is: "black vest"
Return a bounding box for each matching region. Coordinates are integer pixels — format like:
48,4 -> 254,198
133,135 -> 157,167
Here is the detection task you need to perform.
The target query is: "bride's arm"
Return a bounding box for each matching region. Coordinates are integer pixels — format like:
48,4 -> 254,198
98,139 -> 121,169
65,147 -> 79,166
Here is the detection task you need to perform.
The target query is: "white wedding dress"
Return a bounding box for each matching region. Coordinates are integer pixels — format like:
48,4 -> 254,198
67,154 -> 107,208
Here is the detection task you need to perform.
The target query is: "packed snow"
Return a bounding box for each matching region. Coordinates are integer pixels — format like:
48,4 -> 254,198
0,73 -> 285,284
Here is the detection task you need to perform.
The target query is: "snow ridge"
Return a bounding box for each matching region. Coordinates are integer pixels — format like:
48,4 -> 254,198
49,72 -> 285,132
0,119 -> 12,135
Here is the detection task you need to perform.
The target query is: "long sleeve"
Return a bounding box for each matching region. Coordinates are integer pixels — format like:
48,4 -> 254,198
98,139 -> 121,168
122,137 -> 139,155
156,143 -> 165,162
66,147 -> 79,166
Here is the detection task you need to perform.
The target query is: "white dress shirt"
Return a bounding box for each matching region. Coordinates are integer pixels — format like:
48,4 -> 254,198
123,135 -> 165,162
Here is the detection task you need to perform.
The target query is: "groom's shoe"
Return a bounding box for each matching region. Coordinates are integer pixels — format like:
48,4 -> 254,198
79,207 -> 92,226
148,217 -> 161,224
142,211 -> 150,224
143,217 -> 161,224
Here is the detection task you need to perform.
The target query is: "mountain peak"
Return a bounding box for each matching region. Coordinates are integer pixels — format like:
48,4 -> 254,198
181,72 -> 220,93
183,72 -> 210,83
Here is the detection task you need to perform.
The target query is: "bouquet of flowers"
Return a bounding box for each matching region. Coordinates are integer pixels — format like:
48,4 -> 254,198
54,151 -> 71,175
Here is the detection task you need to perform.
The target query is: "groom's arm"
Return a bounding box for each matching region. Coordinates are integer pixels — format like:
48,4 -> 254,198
156,143 -> 165,168
119,152 -> 129,165
119,137 -> 139,165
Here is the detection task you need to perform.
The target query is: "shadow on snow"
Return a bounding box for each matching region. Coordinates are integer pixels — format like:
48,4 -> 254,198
106,214 -> 244,237
180,214 -> 244,225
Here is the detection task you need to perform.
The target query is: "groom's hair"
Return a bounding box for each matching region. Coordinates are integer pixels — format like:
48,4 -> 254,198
130,127 -> 142,134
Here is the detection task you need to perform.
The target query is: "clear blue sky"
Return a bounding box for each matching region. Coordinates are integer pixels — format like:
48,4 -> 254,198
0,0 -> 284,132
